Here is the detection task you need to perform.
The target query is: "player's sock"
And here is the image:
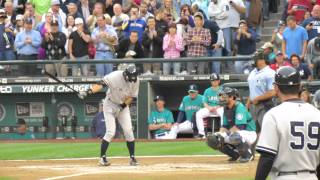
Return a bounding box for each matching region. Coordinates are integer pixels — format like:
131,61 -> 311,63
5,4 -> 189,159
100,139 -> 109,157
126,141 -> 135,159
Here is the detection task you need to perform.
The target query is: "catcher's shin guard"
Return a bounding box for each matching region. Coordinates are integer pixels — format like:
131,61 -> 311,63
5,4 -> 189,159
221,144 -> 240,160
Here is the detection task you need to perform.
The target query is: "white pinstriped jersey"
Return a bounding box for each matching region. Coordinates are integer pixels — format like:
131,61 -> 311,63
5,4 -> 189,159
257,100 -> 320,174
102,70 -> 139,104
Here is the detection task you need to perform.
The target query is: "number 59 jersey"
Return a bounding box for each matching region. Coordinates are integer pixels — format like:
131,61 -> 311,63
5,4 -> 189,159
257,100 -> 320,173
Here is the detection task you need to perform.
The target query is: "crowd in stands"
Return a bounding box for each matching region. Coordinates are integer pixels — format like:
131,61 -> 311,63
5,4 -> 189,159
0,0 -> 320,78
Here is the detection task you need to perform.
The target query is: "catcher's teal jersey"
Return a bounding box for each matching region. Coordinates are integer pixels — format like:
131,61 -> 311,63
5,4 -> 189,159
223,102 -> 256,131
179,94 -> 203,121
203,86 -> 222,106
147,108 -> 174,135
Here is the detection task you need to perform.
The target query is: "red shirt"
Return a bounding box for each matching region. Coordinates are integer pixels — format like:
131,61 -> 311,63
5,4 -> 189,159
270,61 -> 292,71
288,0 -> 312,24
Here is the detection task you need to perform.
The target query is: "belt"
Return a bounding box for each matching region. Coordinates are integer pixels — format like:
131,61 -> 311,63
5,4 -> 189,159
106,97 -> 121,106
155,132 -> 168,138
278,170 -> 316,176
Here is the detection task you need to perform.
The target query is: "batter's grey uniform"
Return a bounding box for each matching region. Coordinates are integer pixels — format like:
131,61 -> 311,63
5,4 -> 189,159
102,70 -> 139,142
257,101 -> 320,180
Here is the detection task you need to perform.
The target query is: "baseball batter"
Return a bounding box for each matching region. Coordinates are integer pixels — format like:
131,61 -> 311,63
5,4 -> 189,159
79,65 -> 139,166
195,73 -> 223,138
170,84 -> 203,138
255,66 -> 320,180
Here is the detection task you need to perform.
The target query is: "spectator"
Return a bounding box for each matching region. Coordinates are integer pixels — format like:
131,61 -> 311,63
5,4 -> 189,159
246,0 -> 263,41
282,16 -> 308,60
185,12 -> 211,74
142,17 -> 164,75
41,0 -> 66,31
117,30 -> 144,59
301,5 -> 320,41
36,12 -> 53,60
63,15 -> 76,55
112,3 -> 129,42
67,2 -> 84,21
261,42 -> 276,64
148,95 -> 174,139
69,18 -> 91,76
124,5 -> 146,44
4,1 -> 16,26
139,1 -> 154,22
163,0 -> 178,21
162,23 -> 184,75
87,2 -> 110,33
91,15 -> 118,76
290,54 -> 312,80
91,102 -> 106,138
195,73 -> 223,138
122,0 -> 140,14
14,18 -> 41,76
192,0 -> 210,18
270,52 -> 292,71
234,20 -> 257,74
146,0 -> 162,14
12,118 -> 35,139
178,4 -> 195,27
175,0 -> 192,14
270,20 -> 286,53
306,36 -> 320,78
191,3 -> 207,20
23,3 -> 36,28
29,0 -> 51,22
247,50 -> 275,133
41,20 -> 67,77
77,0 -> 93,23
0,9 -> 15,62
262,0 -> 270,20
104,0 -> 120,18
171,84 -> 204,139
287,0 -> 312,24
14,0 -> 27,15
13,14 -> 24,35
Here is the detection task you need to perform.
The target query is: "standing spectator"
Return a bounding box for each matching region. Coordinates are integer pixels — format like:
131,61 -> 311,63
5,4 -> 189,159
14,0 -> 27,15
36,12 -> 53,60
261,0 -> 270,20
141,17 -> 164,75
67,2 -> 84,21
62,15 -> 76,55
87,2 -> 107,33
104,0 -> 120,18
41,0 -> 66,30
270,20 -> 286,53
91,15 -> 118,76
306,37 -> 320,78
234,20 -> 257,74
14,18 -> 41,76
290,54 -> 312,80
301,5 -> 320,41
270,52 -> 291,71
69,18 -> 91,76
247,50 -> 275,133
13,14 -> 25,35
77,0 -> 93,23
178,4 -> 195,27
246,0 -> 263,41
163,0 -> 178,21
191,3 -> 207,20
4,1 -> 16,26
0,9 -> 15,60
29,0 -> 51,22
185,12 -> 211,74
192,0 -> 210,18
287,0 -> 312,24
117,30 -> 144,59
23,3 -> 36,28
112,3 -> 129,42
282,16 -> 308,60
261,42 -> 276,64
41,20 -> 67,77
139,1 -> 154,22
162,23 -> 184,75
124,5 -> 146,44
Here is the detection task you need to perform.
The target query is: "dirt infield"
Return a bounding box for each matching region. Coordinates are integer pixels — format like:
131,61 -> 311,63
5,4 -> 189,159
0,155 -> 257,180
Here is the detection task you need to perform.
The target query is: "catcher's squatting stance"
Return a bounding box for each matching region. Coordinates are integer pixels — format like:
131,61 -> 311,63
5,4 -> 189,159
206,87 -> 257,163
78,65 -> 139,166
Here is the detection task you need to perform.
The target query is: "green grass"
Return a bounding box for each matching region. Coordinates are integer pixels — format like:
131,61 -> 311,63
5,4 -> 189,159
0,141 -> 221,160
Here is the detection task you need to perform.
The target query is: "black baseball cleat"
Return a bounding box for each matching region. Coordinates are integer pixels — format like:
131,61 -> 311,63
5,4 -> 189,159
227,155 -> 240,162
98,155 -> 111,166
239,154 -> 253,163
130,157 -> 139,166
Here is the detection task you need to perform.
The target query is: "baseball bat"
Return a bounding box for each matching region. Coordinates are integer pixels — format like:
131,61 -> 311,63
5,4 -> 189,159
42,70 -> 80,94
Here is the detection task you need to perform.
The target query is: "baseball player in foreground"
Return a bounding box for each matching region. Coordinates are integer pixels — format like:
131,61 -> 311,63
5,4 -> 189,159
206,87 -> 257,163
255,66 -> 320,180
79,65 -> 139,166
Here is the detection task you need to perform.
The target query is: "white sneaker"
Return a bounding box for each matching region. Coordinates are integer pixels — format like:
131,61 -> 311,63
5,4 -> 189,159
98,156 -> 111,166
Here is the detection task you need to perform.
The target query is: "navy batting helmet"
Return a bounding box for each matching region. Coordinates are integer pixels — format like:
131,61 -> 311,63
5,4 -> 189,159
210,73 -> 220,81
123,65 -> 138,83
275,66 -> 301,86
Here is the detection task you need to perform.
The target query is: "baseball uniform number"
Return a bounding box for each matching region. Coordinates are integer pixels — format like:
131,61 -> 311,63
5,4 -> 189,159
290,121 -> 320,150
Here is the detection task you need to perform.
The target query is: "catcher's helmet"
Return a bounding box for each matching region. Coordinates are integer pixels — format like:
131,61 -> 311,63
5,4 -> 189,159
210,73 -> 220,81
275,66 -> 301,86
123,65 -> 138,83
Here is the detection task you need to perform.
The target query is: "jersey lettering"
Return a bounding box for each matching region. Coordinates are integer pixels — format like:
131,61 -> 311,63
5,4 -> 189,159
290,121 -> 320,150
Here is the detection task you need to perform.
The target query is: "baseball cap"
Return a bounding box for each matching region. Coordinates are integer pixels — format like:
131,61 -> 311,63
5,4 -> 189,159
16,14 -> 24,21
51,19 -> 59,26
51,0 -> 60,6
25,18 -> 33,24
188,84 -> 198,93
314,37 -> 320,49
17,118 -> 26,125
261,42 -> 274,49
75,17 -> 83,25
153,95 -> 165,102
239,20 -> 247,25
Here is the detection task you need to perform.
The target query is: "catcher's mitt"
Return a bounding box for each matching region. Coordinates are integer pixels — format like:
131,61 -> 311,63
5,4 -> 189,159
207,133 -> 224,150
